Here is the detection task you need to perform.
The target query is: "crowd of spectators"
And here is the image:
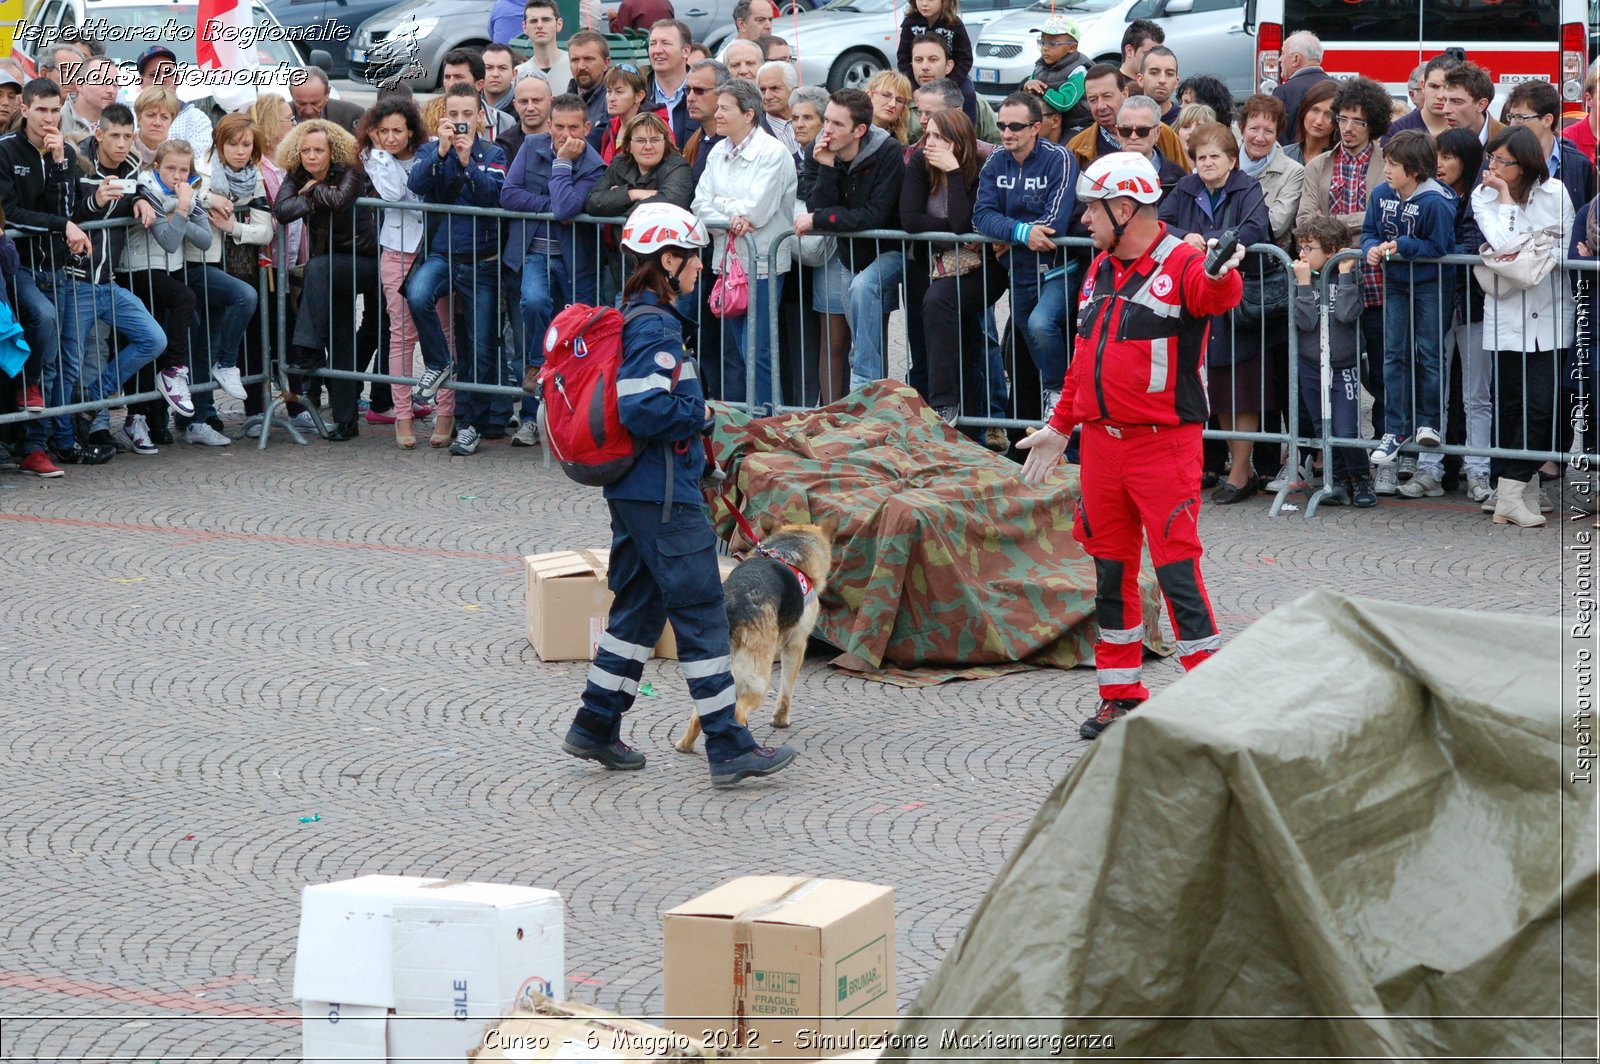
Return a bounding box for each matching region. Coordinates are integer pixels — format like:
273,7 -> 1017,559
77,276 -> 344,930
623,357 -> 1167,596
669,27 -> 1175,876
0,7 -> 1593,527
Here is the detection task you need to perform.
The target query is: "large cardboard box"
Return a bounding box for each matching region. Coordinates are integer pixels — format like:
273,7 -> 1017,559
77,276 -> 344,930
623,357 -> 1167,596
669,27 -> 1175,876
301,1000 -> 387,1063
291,876 -> 566,1011
662,877 -> 895,1054
524,551 -> 739,662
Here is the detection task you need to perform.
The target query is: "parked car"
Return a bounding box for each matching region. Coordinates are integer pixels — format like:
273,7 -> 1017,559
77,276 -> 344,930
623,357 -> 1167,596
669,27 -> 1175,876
14,0 -> 330,105
349,0 -> 499,87
972,0 -> 1253,104
787,0 -> 1019,94
266,0 -> 397,79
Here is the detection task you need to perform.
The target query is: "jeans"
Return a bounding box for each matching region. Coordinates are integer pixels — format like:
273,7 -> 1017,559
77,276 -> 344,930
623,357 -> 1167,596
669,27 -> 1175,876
18,269 -> 66,454
1297,357 -> 1364,480
1011,275 -> 1070,389
846,251 -> 903,391
721,272 -> 785,411
1381,281 -> 1443,444
406,253 -> 503,431
56,280 -> 167,438
517,253 -> 572,421
183,264 -> 257,421
1442,320 -> 1490,477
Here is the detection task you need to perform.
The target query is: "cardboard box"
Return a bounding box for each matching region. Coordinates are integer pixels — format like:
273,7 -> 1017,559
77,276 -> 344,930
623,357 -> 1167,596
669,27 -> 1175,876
472,995 -> 723,1062
292,876 -> 564,1010
663,877 -> 895,1054
524,551 -> 740,662
301,1000 -> 387,1063
525,550 -> 617,662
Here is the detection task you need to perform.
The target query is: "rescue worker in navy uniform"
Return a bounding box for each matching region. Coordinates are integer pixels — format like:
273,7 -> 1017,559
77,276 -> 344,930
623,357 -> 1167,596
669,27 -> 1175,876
1017,152 -> 1245,740
562,202 -> 798,787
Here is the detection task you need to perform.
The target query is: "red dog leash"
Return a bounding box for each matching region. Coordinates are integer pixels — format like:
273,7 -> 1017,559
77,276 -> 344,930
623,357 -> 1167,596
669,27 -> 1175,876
701,438 -> 818,605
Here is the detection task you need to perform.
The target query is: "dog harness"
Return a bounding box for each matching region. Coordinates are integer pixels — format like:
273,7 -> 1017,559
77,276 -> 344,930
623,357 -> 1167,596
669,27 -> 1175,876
756,544 -> 819,607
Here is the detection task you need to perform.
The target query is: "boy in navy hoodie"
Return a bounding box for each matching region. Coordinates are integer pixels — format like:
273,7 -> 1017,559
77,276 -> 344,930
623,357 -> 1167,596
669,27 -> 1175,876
1360,129 -> 1456,491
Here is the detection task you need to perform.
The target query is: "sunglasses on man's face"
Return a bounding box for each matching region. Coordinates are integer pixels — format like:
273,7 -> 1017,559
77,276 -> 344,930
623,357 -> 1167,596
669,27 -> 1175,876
995,120 -> 1036,133
1117,124 -> 1155,139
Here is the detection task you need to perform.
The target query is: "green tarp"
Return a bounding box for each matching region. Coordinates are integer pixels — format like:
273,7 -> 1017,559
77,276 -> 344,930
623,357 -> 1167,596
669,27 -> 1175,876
897,591 -> 1595,1059
708,383 -> 1170,685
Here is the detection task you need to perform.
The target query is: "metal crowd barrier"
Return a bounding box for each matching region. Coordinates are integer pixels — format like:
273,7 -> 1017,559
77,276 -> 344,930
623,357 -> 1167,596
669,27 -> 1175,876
0,216 -> 274,436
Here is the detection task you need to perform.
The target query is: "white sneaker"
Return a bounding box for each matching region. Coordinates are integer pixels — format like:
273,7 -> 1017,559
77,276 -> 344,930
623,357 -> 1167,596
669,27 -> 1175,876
290,411 -> 316,430
1373,464 -> 1399,495
1415,425 -> 1441,447
213,366 -> 247,401
1466,473 -> 1492,503
1265,462 -> 1307,492
116,414 -> 158,455
246,420 -> 263,438
1398,471 -> 1443,498
511,421 -> 541,447
186,422 -> 232,446
448,425 -> 482,456
158,366 -> 195,417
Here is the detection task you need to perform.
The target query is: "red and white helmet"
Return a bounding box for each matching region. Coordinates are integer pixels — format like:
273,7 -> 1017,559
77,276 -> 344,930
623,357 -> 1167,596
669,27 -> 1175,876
1076,151 -> 1163,204
620,202 -> 709,255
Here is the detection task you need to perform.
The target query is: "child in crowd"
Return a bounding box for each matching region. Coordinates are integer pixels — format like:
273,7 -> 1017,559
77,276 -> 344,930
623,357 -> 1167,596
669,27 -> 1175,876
120,138 -> 213,446
1023,16 -> 1091,136
1360,128 -> 1456,495
1292,216 -> 1372,507
897,0 -> 978,122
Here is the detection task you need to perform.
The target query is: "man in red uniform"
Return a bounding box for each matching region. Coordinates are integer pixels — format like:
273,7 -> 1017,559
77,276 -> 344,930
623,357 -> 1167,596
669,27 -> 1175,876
1019,151 -> 1245,739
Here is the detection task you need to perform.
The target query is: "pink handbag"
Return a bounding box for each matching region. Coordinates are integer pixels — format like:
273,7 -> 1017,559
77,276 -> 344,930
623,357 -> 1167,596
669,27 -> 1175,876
708,242 -> 749,319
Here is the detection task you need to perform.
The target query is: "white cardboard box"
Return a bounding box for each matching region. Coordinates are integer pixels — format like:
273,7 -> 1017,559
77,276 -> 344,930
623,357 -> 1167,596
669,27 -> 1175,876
301,1000 -> 387,1063
292,876 -> 564,1010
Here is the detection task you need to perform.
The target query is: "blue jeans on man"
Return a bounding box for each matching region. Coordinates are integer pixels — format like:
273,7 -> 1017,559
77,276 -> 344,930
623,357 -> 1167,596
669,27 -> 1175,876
407,253 -> 504,432
181,264 -> 257,422
56,279 -> 166,438
19,268 -> 71,454
1010,274 -> 1069,391
845,251 -> 903,392
517,252 -> 571,423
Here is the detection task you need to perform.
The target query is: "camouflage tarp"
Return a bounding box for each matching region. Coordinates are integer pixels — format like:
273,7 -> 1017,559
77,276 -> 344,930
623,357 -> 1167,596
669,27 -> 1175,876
707,382 -> 1170,684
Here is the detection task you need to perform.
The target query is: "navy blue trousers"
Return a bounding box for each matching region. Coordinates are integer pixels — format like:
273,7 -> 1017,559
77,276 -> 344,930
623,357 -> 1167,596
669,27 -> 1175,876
572,499 -> 756,764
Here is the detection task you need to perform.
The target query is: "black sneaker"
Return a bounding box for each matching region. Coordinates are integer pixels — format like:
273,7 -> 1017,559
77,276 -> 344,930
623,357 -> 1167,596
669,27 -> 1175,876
49,442 -> 116,465
561,727 -> 646,770
1350,476 -> 1378,508
709,745 -> 797,788
1079,698 -> 1142,740
148,415 -> 174,445
85,428 -> 117,447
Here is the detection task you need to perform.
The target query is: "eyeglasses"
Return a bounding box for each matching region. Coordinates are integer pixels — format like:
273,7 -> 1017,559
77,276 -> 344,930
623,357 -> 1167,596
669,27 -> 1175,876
1335,115 -> 1368,127
1487,154 -> 1520,169
613,62 -> 640,75
869,90 -> 909,106
686,84 -> 716,95
631,136 -> 666,146
1504,111 -> 1542,124
1116,124 -> 1155,139
995,120 -> 1037,132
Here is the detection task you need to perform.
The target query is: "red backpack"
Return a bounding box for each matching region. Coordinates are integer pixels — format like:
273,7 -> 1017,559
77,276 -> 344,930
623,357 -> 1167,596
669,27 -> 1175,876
533,303 -> 676,486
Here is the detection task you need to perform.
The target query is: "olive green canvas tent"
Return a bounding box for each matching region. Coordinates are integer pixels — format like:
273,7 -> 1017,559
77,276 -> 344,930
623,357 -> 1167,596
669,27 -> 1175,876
898,592 -> 1595,1059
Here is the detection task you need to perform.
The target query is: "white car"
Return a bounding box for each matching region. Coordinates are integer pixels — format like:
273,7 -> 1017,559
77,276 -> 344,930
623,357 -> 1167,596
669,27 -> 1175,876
972,0 -> 1253,104
786,0 -> 1019,93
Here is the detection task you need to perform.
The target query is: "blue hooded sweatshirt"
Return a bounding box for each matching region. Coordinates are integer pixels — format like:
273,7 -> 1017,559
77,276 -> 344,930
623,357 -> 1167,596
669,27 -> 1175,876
1360,176 -> 1456,287
972,137 -> 1077,281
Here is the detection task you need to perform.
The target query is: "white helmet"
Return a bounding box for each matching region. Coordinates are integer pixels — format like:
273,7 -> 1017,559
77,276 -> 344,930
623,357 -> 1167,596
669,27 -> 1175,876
620,202 -> 709,255
1076,151 -> 1163,205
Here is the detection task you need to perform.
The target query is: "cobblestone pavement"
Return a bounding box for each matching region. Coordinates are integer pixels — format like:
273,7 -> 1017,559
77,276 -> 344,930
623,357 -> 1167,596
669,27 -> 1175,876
0,405 -> 1581,1061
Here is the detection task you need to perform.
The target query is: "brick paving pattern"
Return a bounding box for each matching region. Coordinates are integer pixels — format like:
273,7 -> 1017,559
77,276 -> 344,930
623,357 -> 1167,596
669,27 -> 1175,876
0,412 -> 1578,1060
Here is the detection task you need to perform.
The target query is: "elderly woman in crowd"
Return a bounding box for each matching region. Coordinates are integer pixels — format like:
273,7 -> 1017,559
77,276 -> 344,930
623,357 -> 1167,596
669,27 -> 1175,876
1159,121 -> 1273,504
273,118 -> 381,441
1283,78 -> 1337,165
866,70 -> 913,144
1236,94 -> 1303,246
692,77 -> 797,409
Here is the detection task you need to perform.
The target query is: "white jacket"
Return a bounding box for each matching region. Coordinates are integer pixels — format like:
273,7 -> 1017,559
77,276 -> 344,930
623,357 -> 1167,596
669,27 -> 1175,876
1471,179 -> 1574,353
184,168 -> 272,265
692,126 -> 797,278
362,147 -> 427,254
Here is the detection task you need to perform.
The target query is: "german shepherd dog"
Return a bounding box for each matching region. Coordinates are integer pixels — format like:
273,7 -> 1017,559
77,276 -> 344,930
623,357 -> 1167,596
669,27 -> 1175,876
675,515 -> 840,754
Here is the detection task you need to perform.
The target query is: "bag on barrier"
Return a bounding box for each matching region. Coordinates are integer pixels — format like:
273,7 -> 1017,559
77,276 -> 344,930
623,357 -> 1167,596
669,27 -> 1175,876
708,243 -> 749,319
1473,225 -> 1563,292
532,302 -> 676,486
1233,263 -> 1290,323
932,243 -> 986,280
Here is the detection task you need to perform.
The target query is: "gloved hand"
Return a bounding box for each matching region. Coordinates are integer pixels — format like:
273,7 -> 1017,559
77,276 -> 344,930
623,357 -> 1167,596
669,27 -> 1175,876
1205,236 -> 1247,279
1016,424 -> 1071,487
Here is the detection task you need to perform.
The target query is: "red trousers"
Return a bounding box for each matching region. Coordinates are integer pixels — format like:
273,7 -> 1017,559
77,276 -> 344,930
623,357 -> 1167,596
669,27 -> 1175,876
1073,421 -> 1221,701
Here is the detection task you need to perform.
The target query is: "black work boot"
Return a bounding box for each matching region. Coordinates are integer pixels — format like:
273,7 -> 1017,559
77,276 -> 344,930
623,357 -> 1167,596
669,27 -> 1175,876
709,745 -> 797,788
562,726 -> 646,770
1079,698 -> 1142,740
